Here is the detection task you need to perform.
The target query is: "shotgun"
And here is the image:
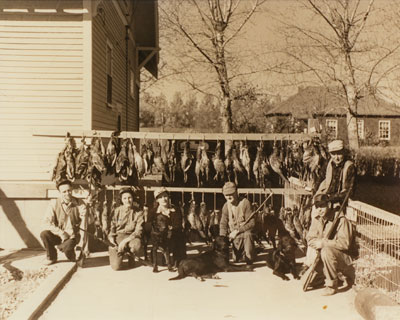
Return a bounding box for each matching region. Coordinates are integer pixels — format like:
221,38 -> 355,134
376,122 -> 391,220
302,188 -> 352,292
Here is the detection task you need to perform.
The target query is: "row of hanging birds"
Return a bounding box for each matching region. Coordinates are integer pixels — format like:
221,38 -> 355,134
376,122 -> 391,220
52,132 -> 331,189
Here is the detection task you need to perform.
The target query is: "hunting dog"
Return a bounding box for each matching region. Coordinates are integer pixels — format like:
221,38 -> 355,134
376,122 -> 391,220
148,213 -> 173,273
169,235 -> 252,281
254,210 -> 288,249
265,234 -> 299,281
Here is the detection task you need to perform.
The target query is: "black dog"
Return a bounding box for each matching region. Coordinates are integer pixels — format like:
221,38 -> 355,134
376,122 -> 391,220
265,234 -> 299,281
149,213 -> 173,273
169,236 -> 252,281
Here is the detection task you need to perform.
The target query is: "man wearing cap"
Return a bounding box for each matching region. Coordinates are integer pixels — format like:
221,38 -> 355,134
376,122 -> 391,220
314,139 -> 356,209
151,187 -> 186,269
219,182 -> 255,265
108,187 -> 144,270
306,194 -> 355,295
40,180 -> 88,265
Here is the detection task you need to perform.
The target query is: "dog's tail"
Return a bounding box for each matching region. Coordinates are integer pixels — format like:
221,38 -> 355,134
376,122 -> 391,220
168,273 -> 186,281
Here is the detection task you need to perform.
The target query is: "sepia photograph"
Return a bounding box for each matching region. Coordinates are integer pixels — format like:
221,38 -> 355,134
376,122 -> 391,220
0,0 -> 399,319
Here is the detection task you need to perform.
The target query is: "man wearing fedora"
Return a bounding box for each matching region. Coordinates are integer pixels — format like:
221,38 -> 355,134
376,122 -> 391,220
40,180 -> 89,265
314,139 -> 356,210
219,182 -> 256,265
108,187 -> 144,270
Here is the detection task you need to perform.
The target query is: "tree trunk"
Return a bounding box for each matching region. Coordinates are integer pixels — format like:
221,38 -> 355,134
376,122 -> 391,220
346,111 -> 359,150
220,96 -> 233,133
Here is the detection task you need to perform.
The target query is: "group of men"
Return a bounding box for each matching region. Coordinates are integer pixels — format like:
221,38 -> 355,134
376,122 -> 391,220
40,139 -> 356,296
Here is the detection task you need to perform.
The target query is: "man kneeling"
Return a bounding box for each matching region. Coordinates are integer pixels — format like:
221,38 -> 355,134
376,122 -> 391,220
306,194 -> 356,296
108,187 -> 144,270
40,180 -> 88,265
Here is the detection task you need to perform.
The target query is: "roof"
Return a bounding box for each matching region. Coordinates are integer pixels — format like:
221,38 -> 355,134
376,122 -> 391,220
266,86 -> 400,118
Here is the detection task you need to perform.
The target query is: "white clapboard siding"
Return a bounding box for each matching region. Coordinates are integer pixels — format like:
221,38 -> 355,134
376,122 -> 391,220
0,19 -> 85,181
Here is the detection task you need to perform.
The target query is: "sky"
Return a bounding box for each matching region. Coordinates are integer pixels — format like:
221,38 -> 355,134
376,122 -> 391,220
144,0 -> 400,105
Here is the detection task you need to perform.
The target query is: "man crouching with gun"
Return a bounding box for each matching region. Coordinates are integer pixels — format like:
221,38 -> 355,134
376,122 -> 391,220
302,191 -> 356,296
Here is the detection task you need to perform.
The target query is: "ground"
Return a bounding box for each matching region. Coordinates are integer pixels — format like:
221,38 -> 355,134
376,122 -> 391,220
40,243 -> 363,320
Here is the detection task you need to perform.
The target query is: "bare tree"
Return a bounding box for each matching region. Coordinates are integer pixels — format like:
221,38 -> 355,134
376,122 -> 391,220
159,0 -> 268,133
277,0 -> 400,149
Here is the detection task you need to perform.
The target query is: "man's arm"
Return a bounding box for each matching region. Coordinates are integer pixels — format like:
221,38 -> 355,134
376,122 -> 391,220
238,199 -> 255,233
306,218 -> 322,250
219,204 -> 229,236
324,217 -> 353,251
43,200 -> 65,237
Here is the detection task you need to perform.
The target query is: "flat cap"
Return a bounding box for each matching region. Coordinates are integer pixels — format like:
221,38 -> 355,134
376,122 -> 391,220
154,187 -> 168,199
222,182 -> 237,195
328,140 -> 344,153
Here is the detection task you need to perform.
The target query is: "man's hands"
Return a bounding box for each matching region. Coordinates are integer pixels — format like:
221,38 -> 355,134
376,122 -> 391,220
229,229 -> 239,240
61,232 -> 70,242
311,239 -> 326,250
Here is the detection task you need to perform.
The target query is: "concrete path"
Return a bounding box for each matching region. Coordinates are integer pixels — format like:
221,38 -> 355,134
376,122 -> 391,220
40,244 -> 363,320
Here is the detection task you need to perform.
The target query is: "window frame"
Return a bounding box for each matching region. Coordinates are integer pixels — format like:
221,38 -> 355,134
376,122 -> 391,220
325,119 -> 338,139
378,120 -> 390,140
357,119 -> 364,140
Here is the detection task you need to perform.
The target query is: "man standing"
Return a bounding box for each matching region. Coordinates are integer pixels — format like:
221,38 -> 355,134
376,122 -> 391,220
306,194 -> 355,296
108,187 -> 144,270
314,139 -> 356,209
219,182 -> 255,265
40,180 -> 88,265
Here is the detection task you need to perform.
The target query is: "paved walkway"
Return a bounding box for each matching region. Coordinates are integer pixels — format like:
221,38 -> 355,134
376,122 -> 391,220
40,244 -> 363,320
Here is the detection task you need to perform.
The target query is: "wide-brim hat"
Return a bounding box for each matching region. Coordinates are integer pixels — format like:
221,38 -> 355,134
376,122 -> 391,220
222,182 -> 237,195
154,187 -> 168,199
328,140 -> 344,153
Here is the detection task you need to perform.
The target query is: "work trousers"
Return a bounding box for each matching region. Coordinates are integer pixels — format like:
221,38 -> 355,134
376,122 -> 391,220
40,230 -> 78,262
309,246 -> 354,287
109,233 -> 141,271
231,230 -> 255,263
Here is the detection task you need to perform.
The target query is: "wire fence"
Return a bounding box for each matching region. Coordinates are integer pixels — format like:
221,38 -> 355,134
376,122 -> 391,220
347,200 -> 400,303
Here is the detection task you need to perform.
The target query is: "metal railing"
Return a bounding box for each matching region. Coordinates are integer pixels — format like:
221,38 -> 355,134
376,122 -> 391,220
347,200 -> 400,303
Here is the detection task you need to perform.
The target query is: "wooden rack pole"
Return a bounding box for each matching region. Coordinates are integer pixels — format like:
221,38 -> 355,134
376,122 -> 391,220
33,129 -> 318,141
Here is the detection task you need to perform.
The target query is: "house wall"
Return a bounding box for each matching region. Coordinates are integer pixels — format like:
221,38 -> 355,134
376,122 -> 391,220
0,13 -> 88,182
321,116 -> 400,146
91,0 -> 137,132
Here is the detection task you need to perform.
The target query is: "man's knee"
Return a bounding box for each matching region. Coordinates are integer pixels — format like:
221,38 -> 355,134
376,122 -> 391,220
129,238 -> 141,254
40,230 -> 53,240
320,246 -> 335,261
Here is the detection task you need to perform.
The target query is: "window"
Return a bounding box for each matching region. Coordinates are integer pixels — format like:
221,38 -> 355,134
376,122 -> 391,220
326,119 -> 338,139
379,120 -> 390,140
106,40 -> 113,106
130,69 -> 135,99
357,119 -> 364,139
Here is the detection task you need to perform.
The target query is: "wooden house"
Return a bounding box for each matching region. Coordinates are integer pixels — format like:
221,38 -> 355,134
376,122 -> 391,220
265,86 -> 400,146
0,0 -> 159,248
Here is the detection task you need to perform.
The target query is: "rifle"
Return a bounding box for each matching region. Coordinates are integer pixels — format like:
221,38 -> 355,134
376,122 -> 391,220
229,192 -> 273,240
302,189 -> 352,292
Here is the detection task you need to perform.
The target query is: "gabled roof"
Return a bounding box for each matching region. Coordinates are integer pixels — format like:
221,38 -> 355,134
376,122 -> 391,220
266,86 -> 400,118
